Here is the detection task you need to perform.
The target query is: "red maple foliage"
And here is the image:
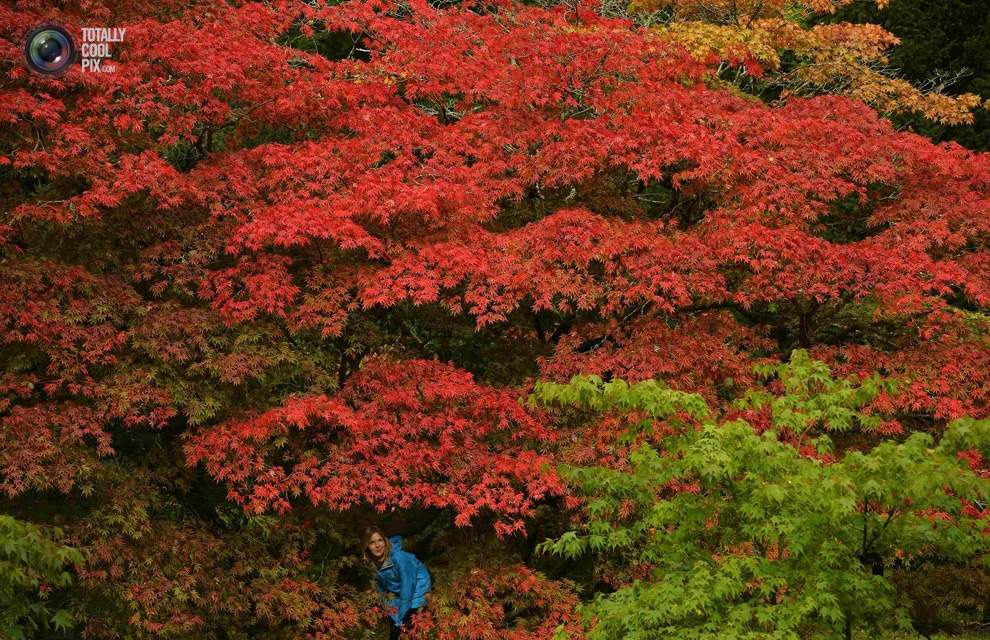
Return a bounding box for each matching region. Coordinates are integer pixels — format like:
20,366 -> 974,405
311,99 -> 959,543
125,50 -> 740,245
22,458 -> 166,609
2,0 -> 989,636
185,358 -> 564,536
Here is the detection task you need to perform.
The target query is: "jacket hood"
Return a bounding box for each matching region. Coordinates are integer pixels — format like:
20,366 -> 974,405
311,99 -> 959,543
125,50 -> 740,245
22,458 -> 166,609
388,535 -> 403,551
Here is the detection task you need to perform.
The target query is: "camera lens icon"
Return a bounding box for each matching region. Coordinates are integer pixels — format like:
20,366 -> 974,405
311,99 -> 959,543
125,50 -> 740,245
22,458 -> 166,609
24,25 -> 75,75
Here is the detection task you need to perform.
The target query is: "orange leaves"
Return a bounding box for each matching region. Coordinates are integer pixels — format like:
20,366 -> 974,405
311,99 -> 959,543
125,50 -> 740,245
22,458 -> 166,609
629,0 -> 890,21
655,14 -> 982,125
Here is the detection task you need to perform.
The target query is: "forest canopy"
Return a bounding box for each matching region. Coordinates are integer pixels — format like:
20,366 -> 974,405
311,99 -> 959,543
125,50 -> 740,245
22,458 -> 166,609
1,0 -> 989,637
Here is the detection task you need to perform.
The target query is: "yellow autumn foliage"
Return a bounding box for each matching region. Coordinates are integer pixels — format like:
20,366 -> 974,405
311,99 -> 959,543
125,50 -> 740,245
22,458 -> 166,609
628,0 -> 890,21
633,0 -> 983,124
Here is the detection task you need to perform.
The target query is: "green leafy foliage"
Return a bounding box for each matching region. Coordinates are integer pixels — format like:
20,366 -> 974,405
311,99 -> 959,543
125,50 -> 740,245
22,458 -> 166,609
0,515 -> 82,639
536,353 -> 990,639
737,349 -> 898,435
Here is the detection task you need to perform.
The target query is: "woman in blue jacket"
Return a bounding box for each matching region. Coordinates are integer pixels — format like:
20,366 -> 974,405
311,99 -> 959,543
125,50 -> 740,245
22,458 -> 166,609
363,526 -> 431,639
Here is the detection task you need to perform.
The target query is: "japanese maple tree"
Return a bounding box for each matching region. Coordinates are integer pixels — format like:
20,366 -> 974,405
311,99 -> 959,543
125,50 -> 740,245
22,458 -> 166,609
1,0 -> 989,636
535,358 -> 990,639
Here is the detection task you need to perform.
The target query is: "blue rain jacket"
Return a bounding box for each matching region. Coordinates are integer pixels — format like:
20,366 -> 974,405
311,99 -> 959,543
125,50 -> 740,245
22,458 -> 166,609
375,536 -> 431,626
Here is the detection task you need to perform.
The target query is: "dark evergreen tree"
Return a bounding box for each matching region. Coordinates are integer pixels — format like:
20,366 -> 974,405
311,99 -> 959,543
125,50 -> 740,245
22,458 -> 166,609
828,0 -> 990,150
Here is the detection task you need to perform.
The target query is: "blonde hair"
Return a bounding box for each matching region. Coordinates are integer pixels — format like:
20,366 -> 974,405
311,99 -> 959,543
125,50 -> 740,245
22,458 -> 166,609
362,525 -> 391,564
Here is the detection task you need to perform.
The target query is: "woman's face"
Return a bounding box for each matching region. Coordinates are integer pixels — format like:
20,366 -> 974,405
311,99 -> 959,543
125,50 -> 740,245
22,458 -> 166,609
368,532 -> 387,561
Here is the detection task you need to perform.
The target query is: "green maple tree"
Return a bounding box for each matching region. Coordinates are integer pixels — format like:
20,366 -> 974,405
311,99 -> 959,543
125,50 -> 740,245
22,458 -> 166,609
535,352 -> 990,639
